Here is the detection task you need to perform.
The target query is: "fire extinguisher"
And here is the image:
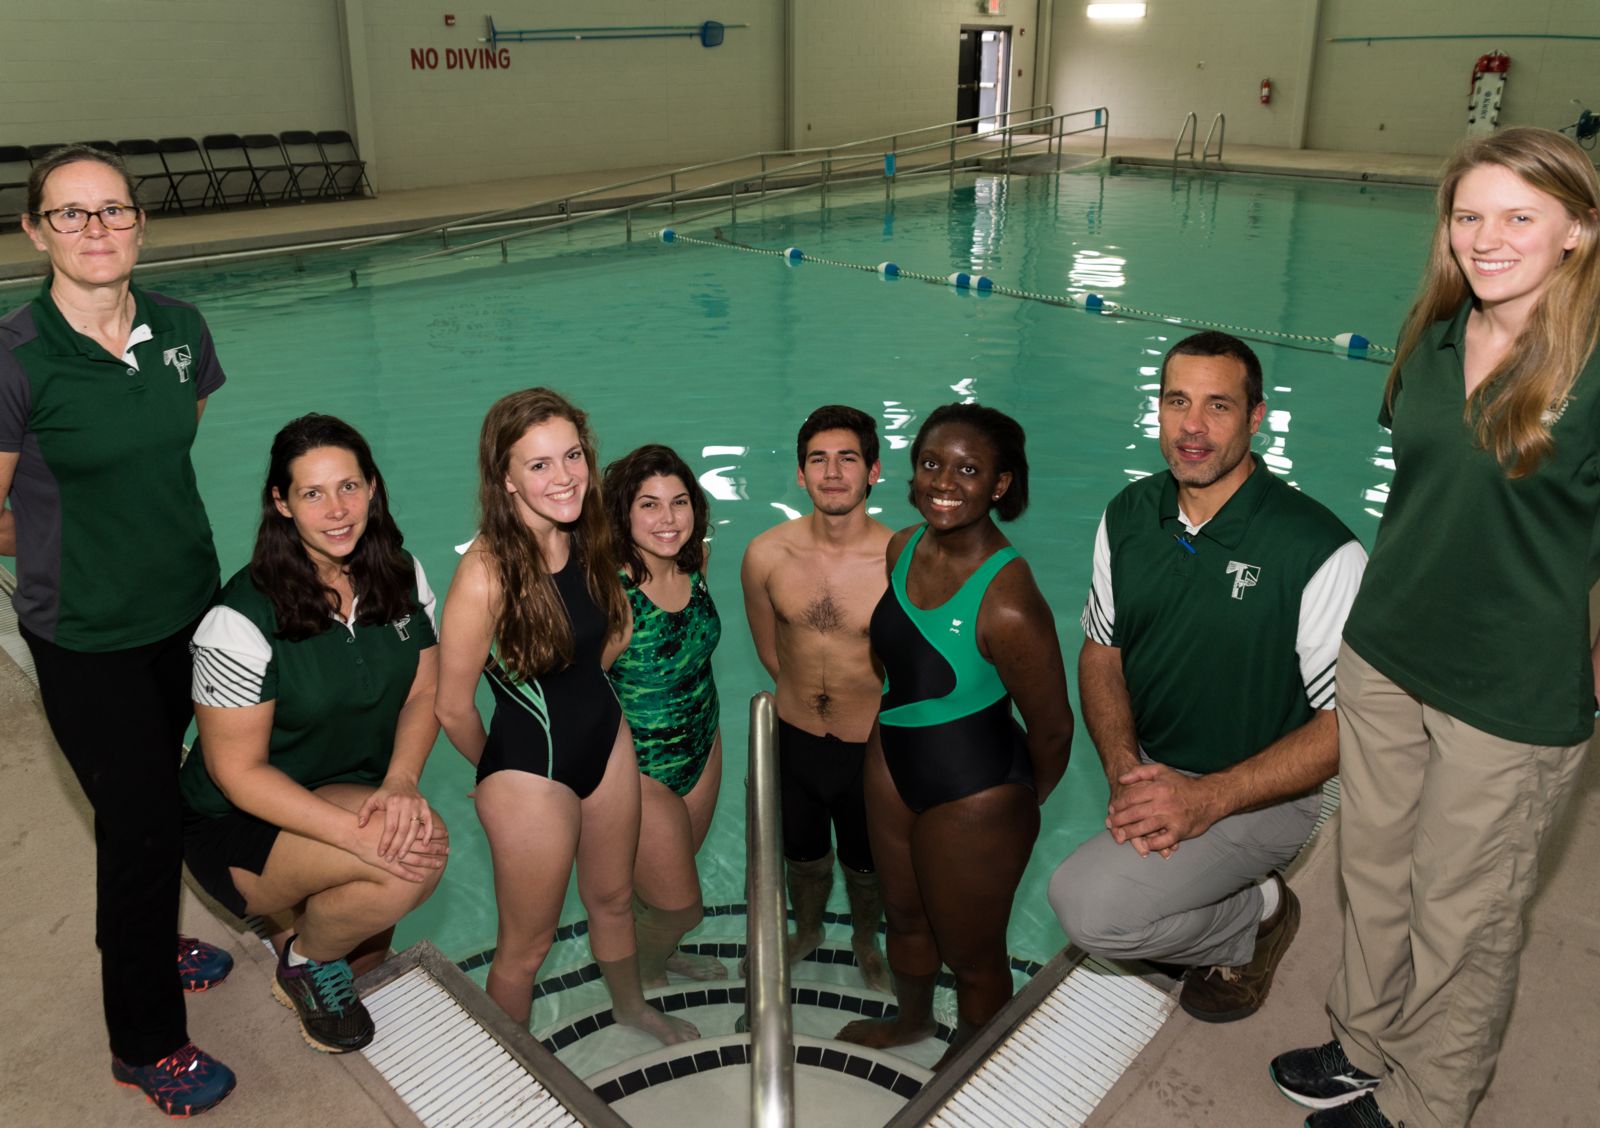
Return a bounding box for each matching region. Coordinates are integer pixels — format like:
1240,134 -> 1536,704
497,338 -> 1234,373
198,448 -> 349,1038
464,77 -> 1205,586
1259,78 -> 1272,106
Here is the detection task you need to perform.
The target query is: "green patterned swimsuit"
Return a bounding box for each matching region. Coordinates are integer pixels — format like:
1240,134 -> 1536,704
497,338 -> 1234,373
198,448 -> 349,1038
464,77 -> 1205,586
609,570 -> 722,796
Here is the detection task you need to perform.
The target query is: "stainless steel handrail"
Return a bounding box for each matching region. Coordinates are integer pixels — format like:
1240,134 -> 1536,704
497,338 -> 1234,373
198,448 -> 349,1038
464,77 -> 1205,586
347,106 -> 1111,279
746,692 -> 793,1128
1174,111 -> 1198,163
1202,112 -> 1226,163
347,104 -> 1057,254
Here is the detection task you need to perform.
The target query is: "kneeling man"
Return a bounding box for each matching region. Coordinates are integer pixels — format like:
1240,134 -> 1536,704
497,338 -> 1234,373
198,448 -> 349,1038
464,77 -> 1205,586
1049,331 -> 1365,1023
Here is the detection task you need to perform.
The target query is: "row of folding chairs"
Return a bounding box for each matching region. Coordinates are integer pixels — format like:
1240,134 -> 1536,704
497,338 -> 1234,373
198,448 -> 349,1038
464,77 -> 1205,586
1,132 -> 374,221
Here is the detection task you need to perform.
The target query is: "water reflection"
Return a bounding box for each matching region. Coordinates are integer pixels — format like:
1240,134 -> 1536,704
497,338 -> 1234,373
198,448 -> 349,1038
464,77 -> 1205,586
1070,247 -> 1127,291
698,444 -> 748,502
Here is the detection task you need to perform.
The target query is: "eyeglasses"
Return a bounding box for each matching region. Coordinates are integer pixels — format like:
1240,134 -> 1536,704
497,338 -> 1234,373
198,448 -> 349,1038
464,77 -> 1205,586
31,204 -> 141,234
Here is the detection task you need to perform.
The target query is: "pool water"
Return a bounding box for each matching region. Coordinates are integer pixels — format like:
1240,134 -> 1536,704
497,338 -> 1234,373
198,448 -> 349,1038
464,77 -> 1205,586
65,165 -> 1434,1041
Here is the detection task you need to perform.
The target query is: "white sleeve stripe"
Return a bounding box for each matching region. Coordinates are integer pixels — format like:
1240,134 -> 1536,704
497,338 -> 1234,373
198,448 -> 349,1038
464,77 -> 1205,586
192,647 -> 265,707
1296,539 -> 1367,709
1306,657 -> 1336,697
413,556 -> 438,632
1082,590 -> 1113,645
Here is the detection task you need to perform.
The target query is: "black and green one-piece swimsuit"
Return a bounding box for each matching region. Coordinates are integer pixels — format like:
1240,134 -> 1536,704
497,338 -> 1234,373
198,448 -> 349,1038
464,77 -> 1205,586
609,571 -> 722,796
871,525 -> 1034,813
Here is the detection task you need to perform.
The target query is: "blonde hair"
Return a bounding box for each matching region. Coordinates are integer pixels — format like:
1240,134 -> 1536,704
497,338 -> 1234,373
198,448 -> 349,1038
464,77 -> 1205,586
1386,127 -> 1600,477
475,388 -> 626,680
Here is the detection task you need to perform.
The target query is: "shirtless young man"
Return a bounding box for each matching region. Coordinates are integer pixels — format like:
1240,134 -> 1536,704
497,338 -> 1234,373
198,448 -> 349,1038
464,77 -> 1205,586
741,405 -> 892,991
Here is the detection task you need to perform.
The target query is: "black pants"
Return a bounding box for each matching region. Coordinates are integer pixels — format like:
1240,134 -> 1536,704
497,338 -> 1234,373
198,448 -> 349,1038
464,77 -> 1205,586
21,614 -> 203,1065
777,719 -> 875,873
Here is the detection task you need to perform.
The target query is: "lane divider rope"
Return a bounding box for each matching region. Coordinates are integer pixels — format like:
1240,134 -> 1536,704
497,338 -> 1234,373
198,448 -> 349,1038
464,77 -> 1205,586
658,228 -> 1393,364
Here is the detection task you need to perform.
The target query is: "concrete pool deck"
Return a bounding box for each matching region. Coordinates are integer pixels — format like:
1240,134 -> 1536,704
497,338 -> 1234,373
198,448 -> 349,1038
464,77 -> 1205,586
1,138 -> 1594,1126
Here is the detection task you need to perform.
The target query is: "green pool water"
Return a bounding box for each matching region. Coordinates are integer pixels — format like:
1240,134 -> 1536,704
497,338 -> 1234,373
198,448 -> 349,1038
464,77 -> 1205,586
28,165 -> 1434,1021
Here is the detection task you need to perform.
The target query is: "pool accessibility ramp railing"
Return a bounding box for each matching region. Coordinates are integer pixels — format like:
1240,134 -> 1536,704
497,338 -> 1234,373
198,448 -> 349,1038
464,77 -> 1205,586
343,103 -> 1111,285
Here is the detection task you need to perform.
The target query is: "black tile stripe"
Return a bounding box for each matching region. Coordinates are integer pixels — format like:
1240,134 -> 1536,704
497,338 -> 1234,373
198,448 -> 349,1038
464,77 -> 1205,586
590,1041 -> 926,1105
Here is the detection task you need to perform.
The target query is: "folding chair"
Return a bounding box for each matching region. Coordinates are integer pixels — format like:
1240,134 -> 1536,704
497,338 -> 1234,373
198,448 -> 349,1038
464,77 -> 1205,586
78,140 -> 119,155
114,140 -> 183,214
201,134 -> 264,207
279,130 -> 333,199
27,143 -> 70,162
157,137 -> 223,211
0,146 -> 32,222
315,130 -> 375,198
241,134 -> 303,203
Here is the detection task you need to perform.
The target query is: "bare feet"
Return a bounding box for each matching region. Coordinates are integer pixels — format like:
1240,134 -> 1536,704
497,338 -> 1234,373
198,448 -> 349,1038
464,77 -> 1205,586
835,1014 -> 937,1049
852,936 -> 891,993
666,949 -> 729,981
616,1004 -> 700,1046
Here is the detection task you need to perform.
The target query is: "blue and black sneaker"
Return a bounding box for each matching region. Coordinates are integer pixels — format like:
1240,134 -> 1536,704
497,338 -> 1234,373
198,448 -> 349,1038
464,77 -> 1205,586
1271,1039 -> 1381,1109
271,935 -> 375,1053
112,1042 -> 236,1117
176,935 -> 233,993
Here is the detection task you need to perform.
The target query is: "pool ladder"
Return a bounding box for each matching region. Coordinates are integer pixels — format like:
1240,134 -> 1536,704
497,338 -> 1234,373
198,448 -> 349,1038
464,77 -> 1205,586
1174,111 -> 1226,165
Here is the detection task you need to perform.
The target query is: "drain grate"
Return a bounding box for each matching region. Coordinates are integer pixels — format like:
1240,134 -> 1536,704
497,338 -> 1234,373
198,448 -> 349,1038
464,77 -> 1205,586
363,966 -> 582,1127
927,956 -> 1177,1127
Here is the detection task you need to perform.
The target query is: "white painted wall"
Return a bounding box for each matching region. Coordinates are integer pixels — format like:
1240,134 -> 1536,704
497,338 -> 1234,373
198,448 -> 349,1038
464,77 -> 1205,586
360,2 -> 785,190
1308,0 -> 1600,154
1046,1 -> 1314,149
1046,0 -> 1600,157
0,0 -> 348,145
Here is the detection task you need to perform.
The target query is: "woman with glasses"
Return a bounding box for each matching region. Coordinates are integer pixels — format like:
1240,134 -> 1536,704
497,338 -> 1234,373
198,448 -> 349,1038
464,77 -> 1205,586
0,145 -> 237,1117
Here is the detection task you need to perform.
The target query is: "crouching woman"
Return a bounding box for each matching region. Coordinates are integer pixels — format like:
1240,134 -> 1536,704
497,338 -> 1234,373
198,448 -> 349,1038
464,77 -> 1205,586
179,414 -> 448,1054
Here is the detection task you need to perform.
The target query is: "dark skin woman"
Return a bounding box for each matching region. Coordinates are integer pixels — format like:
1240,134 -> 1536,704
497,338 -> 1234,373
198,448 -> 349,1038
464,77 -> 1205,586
836,403 -> 1073,1067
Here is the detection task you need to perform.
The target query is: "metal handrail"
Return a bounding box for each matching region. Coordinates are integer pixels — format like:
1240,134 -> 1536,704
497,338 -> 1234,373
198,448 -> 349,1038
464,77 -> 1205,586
746,692 -> 793,1128
1174,111 -> 1198,163
1202,112 -> 1226,163
347,106 -> 1110,280
348,104 -> 1056,254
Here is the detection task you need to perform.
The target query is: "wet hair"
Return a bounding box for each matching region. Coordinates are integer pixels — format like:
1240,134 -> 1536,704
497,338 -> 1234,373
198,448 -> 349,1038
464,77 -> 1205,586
25,144 -> 139,217
795,404 -> 880,469
475,387 -> 626,680
603,444 -> 709,584
1161,331 -> 1264,410
250,414 -> 415,642
1388,126 -> 1600,477
908,403 -> 1030,521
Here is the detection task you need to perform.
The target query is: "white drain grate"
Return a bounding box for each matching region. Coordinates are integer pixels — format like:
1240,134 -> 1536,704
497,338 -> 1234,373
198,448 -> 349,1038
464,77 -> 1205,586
363,967 -> 582,1127
927,956 -> 1177,1128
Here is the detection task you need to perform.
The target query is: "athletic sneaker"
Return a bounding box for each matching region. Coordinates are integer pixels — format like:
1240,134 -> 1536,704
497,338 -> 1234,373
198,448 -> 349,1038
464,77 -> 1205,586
271,936 -> 375,1053
1305,1093 -> 1395,1127
176,935 -> 233,992
1270,1039 -> 1381,1109
112,1042 -> 236,1117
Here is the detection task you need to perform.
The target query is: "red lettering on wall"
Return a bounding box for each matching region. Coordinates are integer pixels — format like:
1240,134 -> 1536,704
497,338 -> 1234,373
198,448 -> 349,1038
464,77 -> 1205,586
409,46 -> 508,71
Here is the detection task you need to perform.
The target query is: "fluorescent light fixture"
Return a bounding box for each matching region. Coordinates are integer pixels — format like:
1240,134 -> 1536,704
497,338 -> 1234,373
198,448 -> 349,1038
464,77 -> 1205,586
1087,3 -> 1147,18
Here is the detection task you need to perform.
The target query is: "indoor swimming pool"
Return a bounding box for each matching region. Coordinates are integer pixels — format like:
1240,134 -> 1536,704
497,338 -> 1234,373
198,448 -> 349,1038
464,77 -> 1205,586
44,163 -> 1437,1079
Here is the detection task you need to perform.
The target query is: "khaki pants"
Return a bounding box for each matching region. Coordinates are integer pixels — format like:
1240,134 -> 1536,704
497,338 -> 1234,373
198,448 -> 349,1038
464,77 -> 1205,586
1327,644 -> 1589,1128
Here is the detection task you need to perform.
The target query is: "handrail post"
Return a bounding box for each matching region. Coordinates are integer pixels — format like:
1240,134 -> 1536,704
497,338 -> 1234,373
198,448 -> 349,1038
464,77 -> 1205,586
1202,112 -> 1226,164
760,153 -> 768,200
746,692 -> 794,1128
670,172 -> 677,215
1173,111 -> 1198,165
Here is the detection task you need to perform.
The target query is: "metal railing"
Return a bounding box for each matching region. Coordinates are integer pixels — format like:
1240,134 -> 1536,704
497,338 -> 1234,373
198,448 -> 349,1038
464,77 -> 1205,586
344,105 -> 1110,284
745,692 -> 793,1128
1174,111 -> 1226,166
349,103 -> 1058,255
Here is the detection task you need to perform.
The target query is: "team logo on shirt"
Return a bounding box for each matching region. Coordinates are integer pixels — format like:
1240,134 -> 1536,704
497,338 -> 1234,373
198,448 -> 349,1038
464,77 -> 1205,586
393,614 -> 412,641
1226,560 -> 1261,600
163,344 -> 193,383
949,618 -> 964,635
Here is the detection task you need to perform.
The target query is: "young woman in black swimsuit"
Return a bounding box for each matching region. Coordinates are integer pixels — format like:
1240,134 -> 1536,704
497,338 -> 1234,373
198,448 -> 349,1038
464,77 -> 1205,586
837,403 -> 1074,1066
435,388 -> 695,1045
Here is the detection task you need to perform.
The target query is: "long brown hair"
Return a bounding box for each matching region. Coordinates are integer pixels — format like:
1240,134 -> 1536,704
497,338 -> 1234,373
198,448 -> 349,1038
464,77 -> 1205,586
475,388 -> 626,679
1386,127 -> 1600,477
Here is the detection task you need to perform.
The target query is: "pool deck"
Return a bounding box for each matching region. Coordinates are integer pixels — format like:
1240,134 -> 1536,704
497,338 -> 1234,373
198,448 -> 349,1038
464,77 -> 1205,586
2,138 -> 1594,1127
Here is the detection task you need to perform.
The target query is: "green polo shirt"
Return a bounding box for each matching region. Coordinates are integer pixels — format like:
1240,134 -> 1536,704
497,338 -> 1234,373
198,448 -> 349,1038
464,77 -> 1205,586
179,559 -> 438,819
1098,459 -> 1358,773
0,281 -> 224,649
1344,302 -> 1600,746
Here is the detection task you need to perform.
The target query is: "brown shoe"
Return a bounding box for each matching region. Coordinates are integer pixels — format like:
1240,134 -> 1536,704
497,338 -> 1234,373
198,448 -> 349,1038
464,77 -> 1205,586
1177,873 -> 1300,1024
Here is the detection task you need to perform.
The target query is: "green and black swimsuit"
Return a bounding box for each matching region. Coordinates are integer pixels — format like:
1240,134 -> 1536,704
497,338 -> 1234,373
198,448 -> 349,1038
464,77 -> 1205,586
609,570 -> 722,796
870,525 -> 1034,814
